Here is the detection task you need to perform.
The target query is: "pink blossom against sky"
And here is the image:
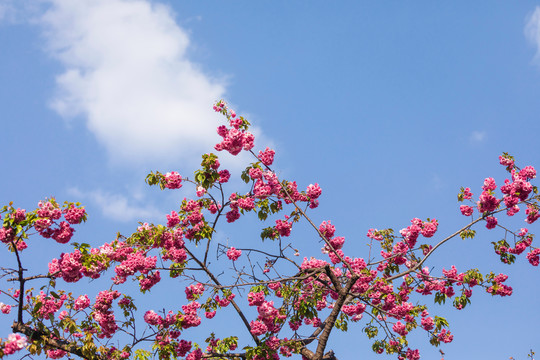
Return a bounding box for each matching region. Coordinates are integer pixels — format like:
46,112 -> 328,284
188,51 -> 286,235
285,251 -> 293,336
1,1 -> 540,359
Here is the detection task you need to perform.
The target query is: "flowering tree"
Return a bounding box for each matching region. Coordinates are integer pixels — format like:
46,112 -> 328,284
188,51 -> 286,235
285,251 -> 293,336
1,101 -> 539,360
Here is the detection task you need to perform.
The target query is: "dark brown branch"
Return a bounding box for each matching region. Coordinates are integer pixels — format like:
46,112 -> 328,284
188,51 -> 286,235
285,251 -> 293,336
323,265 -> 342,293
7,274 -> 53,282
202,352 -> 247,359
12,322 -> 105,360
312,275 -> 358,360
184,248 -> 261,346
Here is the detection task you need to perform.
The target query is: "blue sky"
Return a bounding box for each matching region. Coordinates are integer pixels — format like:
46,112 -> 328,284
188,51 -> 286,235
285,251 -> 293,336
1,1 -> 540,359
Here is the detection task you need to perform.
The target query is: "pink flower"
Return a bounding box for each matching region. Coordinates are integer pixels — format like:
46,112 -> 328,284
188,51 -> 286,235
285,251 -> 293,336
166,211 -> 180,227
477,191 -> 500,213
319,221 -> 336,239
421,219 -> 438,238
2,334 -> 27,355
258,147 -> 275,166
527,249 -> 540,266
421,316 -> 434,330
485,216 -> 497,229
164,172 -> 183,189
249,167 -> 263,179
306,183 -> 322,199
176,340 -> 192,357
47,349 -> 67,359
499,155 -> 514,169
406,348 -> 420,360
250,320 -> 268,336
63,205 -> 86,224
219,169 -> 231,183
185,283 -> 205,300
367,228 -> 383,241
58,310 -> 68,320
52,221 -> 75,244
275,219 -> 292,237
226,209 -> 240,223
0,303 -> 11,314
186,348 -> 203,360
437,329 -> 454,343
392,321 -> 408,336
226,247 -> 242,261
519,166 -> 536,180
460,205 -> 473,216
248,291 -> 265,306
144,310 -> 162,326
12,208 -> 26,223
525,205 -> 540,224
196,186 -> 206,197
482,177 -> 497,191
237,197 -> 255,211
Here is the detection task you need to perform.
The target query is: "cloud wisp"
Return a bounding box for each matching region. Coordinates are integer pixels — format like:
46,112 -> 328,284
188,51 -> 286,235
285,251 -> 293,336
525,6 -> 540,65
68,187 -> 162,223
40,0 -> 227,167
469,130 -> 486,144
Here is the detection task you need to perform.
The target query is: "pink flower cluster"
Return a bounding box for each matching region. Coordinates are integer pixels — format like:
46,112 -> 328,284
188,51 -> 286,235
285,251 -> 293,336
139,271 -> 161,291
47,349 -> 67,359
499,154 -> 515,169
275,218 -> 292,237
0,227 -> 14,244
477,179 -> 500,213
460,205 -> 474,216
36,200 -> 62,219
213,103 -> 255,156
319,221 -> 336,239
1,334 -> 27,355
180,301 -> 202,329
253,171 -> 281,199
12,208 -> 26,223
341,302 -> 366,320
525,204 -> 540,224
164,172 -> 183,189
306,183 -> 322,199
487,274 -> 513,297
215,125 -> 255,156
185,283 -> 205,300
63,204 -> 86,224
279,180 -> 321,208
93,290 -> 121,338
113,252 -> 157,284
34,291 -> 67,319
258,147 -> 275,166
219,169 -> 231,183
0,303 -> 11,314
31,200 -> 86,245
226,247 -> 242,261
399,218 -> 438,248
248,291 -> 285,336
49,249 -> 105,283
73,295 -> 91,310
176,339 -> 192,357
143,310 -> 177,329
526,248 -> 540,266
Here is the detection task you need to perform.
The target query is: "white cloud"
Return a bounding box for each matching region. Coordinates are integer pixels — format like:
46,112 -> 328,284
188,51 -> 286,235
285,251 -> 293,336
68,187 -> 162,222
0,4 -> 7,21
470,130 -> 486,143
40,0 -> 227,166
525,6 -> 540,64
0,1 -> 18,23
